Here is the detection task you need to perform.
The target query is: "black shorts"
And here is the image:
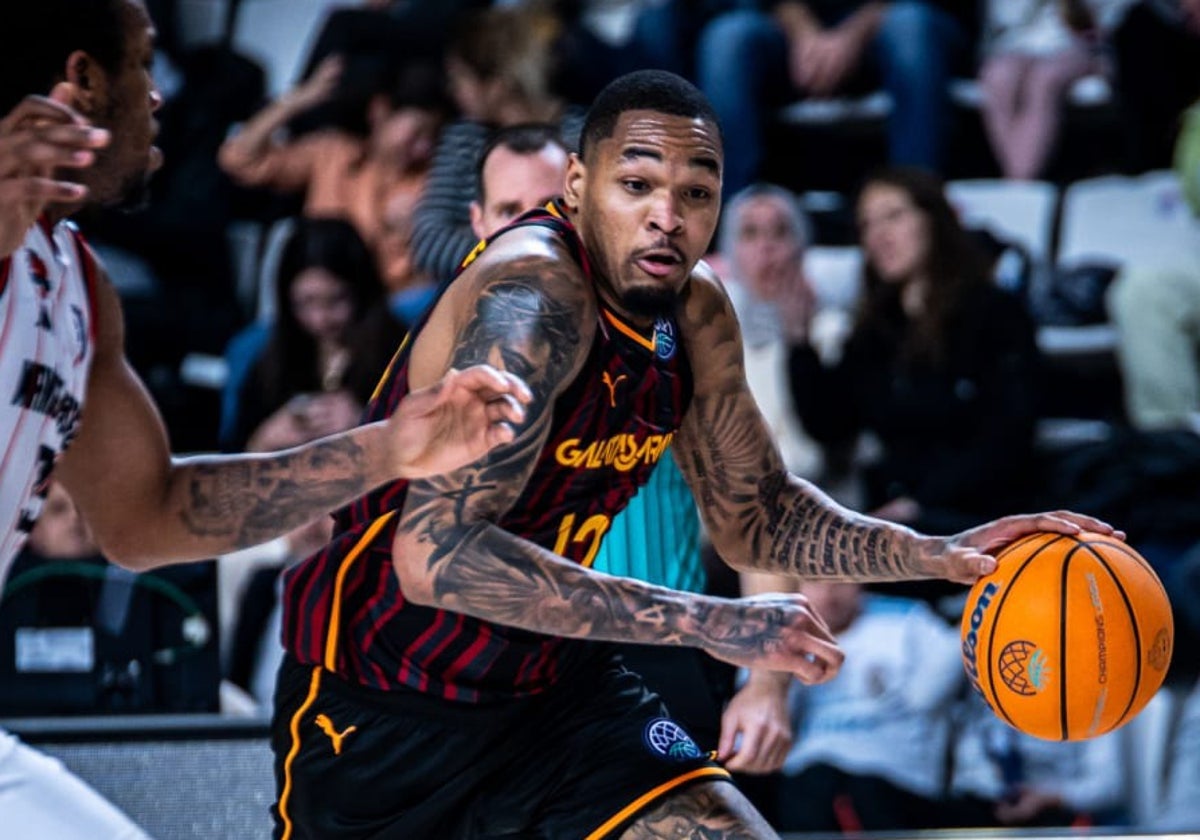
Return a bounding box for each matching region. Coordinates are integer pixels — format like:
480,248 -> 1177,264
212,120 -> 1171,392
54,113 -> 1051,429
271,654 -> 731,839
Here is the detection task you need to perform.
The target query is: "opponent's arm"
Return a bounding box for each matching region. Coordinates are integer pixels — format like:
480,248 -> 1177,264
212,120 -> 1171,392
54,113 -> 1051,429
392,248 -> 842,682
671,267 -> 1115,585
55,271 -> 529,570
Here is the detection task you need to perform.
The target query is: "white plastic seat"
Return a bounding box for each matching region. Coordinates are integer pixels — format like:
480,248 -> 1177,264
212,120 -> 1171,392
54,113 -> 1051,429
946,178 -> 1059,262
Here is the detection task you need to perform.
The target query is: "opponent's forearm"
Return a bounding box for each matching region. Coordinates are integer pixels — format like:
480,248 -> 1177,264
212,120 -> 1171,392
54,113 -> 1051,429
147,422 -> 396,565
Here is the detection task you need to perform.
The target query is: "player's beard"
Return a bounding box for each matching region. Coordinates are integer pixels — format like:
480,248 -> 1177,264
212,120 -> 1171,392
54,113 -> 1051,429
620,285 -> 677,319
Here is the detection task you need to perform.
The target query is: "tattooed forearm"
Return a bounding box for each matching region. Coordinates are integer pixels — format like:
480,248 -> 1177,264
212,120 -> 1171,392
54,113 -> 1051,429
755,473 -> 924,580
677,388 -> 927,582
418,516 -> 802,667
177,435 -> 367,549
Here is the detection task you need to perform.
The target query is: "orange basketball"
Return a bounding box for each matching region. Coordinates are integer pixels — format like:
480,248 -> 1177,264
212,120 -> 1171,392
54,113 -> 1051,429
960,531 -> 1174,741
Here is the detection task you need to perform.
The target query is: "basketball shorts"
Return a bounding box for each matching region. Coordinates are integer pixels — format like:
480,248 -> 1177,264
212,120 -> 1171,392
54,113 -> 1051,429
271,654 -> 732,839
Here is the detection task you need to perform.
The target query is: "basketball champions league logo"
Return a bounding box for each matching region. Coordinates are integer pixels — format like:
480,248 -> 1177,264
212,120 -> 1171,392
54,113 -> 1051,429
998,641 -> 1051,696
643,718 -> 702,762
652,318 -> 676,361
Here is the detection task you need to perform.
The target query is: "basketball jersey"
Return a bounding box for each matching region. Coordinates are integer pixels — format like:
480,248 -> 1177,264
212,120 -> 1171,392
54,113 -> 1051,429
0,219 -> 99,581
282,203 -> 694,702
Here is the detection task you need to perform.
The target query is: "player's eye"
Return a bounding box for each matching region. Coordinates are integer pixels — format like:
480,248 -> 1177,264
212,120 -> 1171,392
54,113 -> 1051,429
622,179 -> 649,194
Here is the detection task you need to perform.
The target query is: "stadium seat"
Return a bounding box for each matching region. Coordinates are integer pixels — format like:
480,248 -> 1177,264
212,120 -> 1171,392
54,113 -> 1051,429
946,179 -> 1058,263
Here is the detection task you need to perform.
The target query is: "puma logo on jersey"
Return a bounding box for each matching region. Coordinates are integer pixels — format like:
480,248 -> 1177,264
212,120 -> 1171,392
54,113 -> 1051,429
314,714 -> 357,755
601,372 -> 627,407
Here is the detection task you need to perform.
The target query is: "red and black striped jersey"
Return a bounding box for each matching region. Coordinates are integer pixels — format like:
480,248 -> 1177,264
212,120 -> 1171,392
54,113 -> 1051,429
281,203 -> 694,703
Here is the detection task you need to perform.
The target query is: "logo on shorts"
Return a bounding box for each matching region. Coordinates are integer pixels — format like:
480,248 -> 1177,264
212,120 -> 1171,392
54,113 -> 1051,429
643,718 -> 702,762
315,713 -> 357,755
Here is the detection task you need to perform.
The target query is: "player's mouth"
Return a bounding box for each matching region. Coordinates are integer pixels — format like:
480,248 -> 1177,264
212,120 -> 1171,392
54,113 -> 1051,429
148,145 -> 164,173
633,247 -> 684,279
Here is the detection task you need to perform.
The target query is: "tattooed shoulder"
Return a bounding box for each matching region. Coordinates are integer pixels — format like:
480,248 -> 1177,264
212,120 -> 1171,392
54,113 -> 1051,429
452,246 -> 596,401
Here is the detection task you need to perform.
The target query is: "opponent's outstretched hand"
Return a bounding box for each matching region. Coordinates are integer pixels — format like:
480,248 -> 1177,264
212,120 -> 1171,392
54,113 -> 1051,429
0,90 -> 108,258
389,365 -> 532,479
931,510 -> 1124,585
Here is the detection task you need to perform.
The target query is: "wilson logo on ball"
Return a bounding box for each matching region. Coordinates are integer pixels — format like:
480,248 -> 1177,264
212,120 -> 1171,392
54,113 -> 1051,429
961,581 -> 1001,696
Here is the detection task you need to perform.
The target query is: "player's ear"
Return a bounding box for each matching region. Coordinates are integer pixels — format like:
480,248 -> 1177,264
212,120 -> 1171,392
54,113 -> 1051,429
562,152 -> 586,212
62,50 -> 110,116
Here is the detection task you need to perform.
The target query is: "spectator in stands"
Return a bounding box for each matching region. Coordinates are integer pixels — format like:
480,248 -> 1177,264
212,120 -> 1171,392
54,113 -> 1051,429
219,58 -> 451,298
696,1 -> 973,196
776,581 -> 961,831
1153,677 -> 1200,831
943,692 -> 1127,828
978,0 -> 1129,180
1106,137 -> 1200,431
551,1 -> 727,104
718,183 -> 835,481
222,218 -> 406,452
411,4 -> 581,281
1111,0 -> 1200,173
22,483 -> 96,562
787,168 -> 1041,541
468,124 -> 570,243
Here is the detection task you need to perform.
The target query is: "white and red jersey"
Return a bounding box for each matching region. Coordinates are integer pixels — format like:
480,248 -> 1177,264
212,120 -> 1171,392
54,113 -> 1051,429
0,218 -> 99,581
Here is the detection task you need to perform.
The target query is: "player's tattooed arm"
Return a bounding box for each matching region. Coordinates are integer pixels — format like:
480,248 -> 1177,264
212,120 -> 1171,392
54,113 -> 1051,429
391,252 -> 841,681
671,267 -> 946,582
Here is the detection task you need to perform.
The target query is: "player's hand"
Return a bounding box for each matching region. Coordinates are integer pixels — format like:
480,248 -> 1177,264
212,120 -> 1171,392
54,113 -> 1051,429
0,90 -> 108,257
931,511 -> 1124,585
704,594 -> 844,685
717,671 -> 793,774
388,364 -> 532,479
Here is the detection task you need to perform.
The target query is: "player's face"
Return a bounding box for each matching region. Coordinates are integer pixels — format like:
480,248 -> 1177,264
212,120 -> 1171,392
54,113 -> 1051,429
567,110 -> 722,320
857,183 -> 930,286
732,195 -> 803,301
471,144 -> 568,239
86,0 -> 163,208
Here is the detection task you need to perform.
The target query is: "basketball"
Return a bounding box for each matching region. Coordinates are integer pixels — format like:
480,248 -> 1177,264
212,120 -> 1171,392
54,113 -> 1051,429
960,531 -> 1174,741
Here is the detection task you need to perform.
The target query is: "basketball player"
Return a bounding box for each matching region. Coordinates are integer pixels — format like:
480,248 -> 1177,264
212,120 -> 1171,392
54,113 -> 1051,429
471,123 -> 793,775
0,2 -> 530,837
272,69 -> 1117,838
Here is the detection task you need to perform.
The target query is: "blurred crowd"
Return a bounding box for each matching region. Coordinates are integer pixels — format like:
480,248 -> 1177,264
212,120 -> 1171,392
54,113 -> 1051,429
3,0 -> 1200,833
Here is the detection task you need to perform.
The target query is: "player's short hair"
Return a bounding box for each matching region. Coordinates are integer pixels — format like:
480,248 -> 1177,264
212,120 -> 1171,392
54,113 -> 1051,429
579,70 -> 722,162
1,0 -> 129,114
476,123 -> 567,202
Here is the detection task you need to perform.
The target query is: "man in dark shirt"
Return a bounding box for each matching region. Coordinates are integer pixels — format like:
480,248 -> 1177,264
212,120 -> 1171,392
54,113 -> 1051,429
697,1 -> 974,195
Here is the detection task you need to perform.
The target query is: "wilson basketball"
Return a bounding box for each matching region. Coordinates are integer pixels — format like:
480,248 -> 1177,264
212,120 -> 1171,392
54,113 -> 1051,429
960,531 -> 1173,741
